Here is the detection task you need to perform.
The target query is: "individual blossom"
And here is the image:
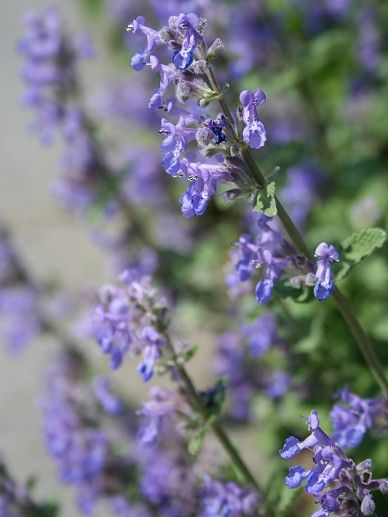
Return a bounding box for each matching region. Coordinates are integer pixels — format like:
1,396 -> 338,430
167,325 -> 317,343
91,271 -> 168,380
126,16 -> 161,71
279,410 -> 388,516
179,159 -> 233,217
330,388 -> 388,449
314,242 -> 340,301
171,13 -> 203,70
230,214 -> 298,304
239,89 -> 267,149
199,476 -> 261,517
159,117 -> 197,176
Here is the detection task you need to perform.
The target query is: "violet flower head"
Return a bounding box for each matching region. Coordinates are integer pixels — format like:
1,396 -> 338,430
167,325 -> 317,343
126,16 -> 161,71
159,117 -> 196,176
172,13 -> 203,70
330,387 -> 388,449
279,410 -> 388,516
239,89 -> 267,149
200,476 -> 261,517
179,159 -> 232,217
91,272 -> 168,381
314,242 -> 340,301
231,214 -> 293,304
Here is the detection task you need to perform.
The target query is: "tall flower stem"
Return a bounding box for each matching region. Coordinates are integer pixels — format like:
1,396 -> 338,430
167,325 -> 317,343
204,63 -> 388,394
165,338 -> 265,497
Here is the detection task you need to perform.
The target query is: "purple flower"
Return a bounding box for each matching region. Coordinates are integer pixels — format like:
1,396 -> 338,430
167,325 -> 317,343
200,476 -> 261,517
179,160 -> 231,217
171,13 -> 202,70
138,417 -> 198,516
159,117 -> 196,176
231,214 -> 293,304
93,377 -> 123,415
239,89 -> 267,149
91,273 -> 168,380
279,410 -> 388,516
137,327 -> 166,382
243,312 -> 278,357
314,242 -> 340,301
41,350 -> 135,515
126,16 -> 161,71
330,388 -> 388,449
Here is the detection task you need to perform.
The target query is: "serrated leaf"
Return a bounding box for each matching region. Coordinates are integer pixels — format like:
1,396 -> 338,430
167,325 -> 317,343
254,181 -> 277,217
337,227 -> 386,280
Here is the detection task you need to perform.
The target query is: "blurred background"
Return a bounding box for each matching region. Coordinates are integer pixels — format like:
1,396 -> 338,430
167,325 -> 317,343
1,0 -> 388,515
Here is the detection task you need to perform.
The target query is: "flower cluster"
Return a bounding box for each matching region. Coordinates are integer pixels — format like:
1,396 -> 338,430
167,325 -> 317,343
0,231 -> 42,354
200,476 -> 261,517
127,12 -> 269,217
330,388 -> 388,448
229,214 -> 298,304
41,349 -> 142,515
91,271 -> 169,380
18,8 -> 124,211
280,410 -> 388,516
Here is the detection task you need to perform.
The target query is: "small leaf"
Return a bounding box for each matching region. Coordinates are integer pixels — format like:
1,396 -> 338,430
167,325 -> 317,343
188,428 -> 206,455
254,181 -> 277,217
337,227 -> 386,280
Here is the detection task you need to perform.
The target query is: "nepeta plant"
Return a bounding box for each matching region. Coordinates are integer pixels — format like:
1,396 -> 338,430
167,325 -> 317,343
1,1 -> 388,516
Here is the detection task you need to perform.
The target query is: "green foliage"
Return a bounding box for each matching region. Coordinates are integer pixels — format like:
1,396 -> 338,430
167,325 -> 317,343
337,228 -> 387,280
254,181 -> 277,216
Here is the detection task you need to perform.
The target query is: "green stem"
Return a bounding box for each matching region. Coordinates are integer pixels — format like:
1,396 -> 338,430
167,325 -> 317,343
204,62 -> 388,394
331,288 -> 388,394
165,339 -> 263,493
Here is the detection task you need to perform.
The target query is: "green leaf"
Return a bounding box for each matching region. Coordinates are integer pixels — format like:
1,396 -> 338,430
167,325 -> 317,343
337,227 -> 387,280
188,428 -> 206,455
254,181 -> 277,217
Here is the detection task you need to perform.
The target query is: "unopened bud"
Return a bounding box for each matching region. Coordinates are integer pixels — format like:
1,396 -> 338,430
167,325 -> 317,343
207,38 -> 224,60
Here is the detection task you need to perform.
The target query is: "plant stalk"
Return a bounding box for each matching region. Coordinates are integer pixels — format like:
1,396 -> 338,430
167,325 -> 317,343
204,62 -> 388,394
165,339 -> 263,493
